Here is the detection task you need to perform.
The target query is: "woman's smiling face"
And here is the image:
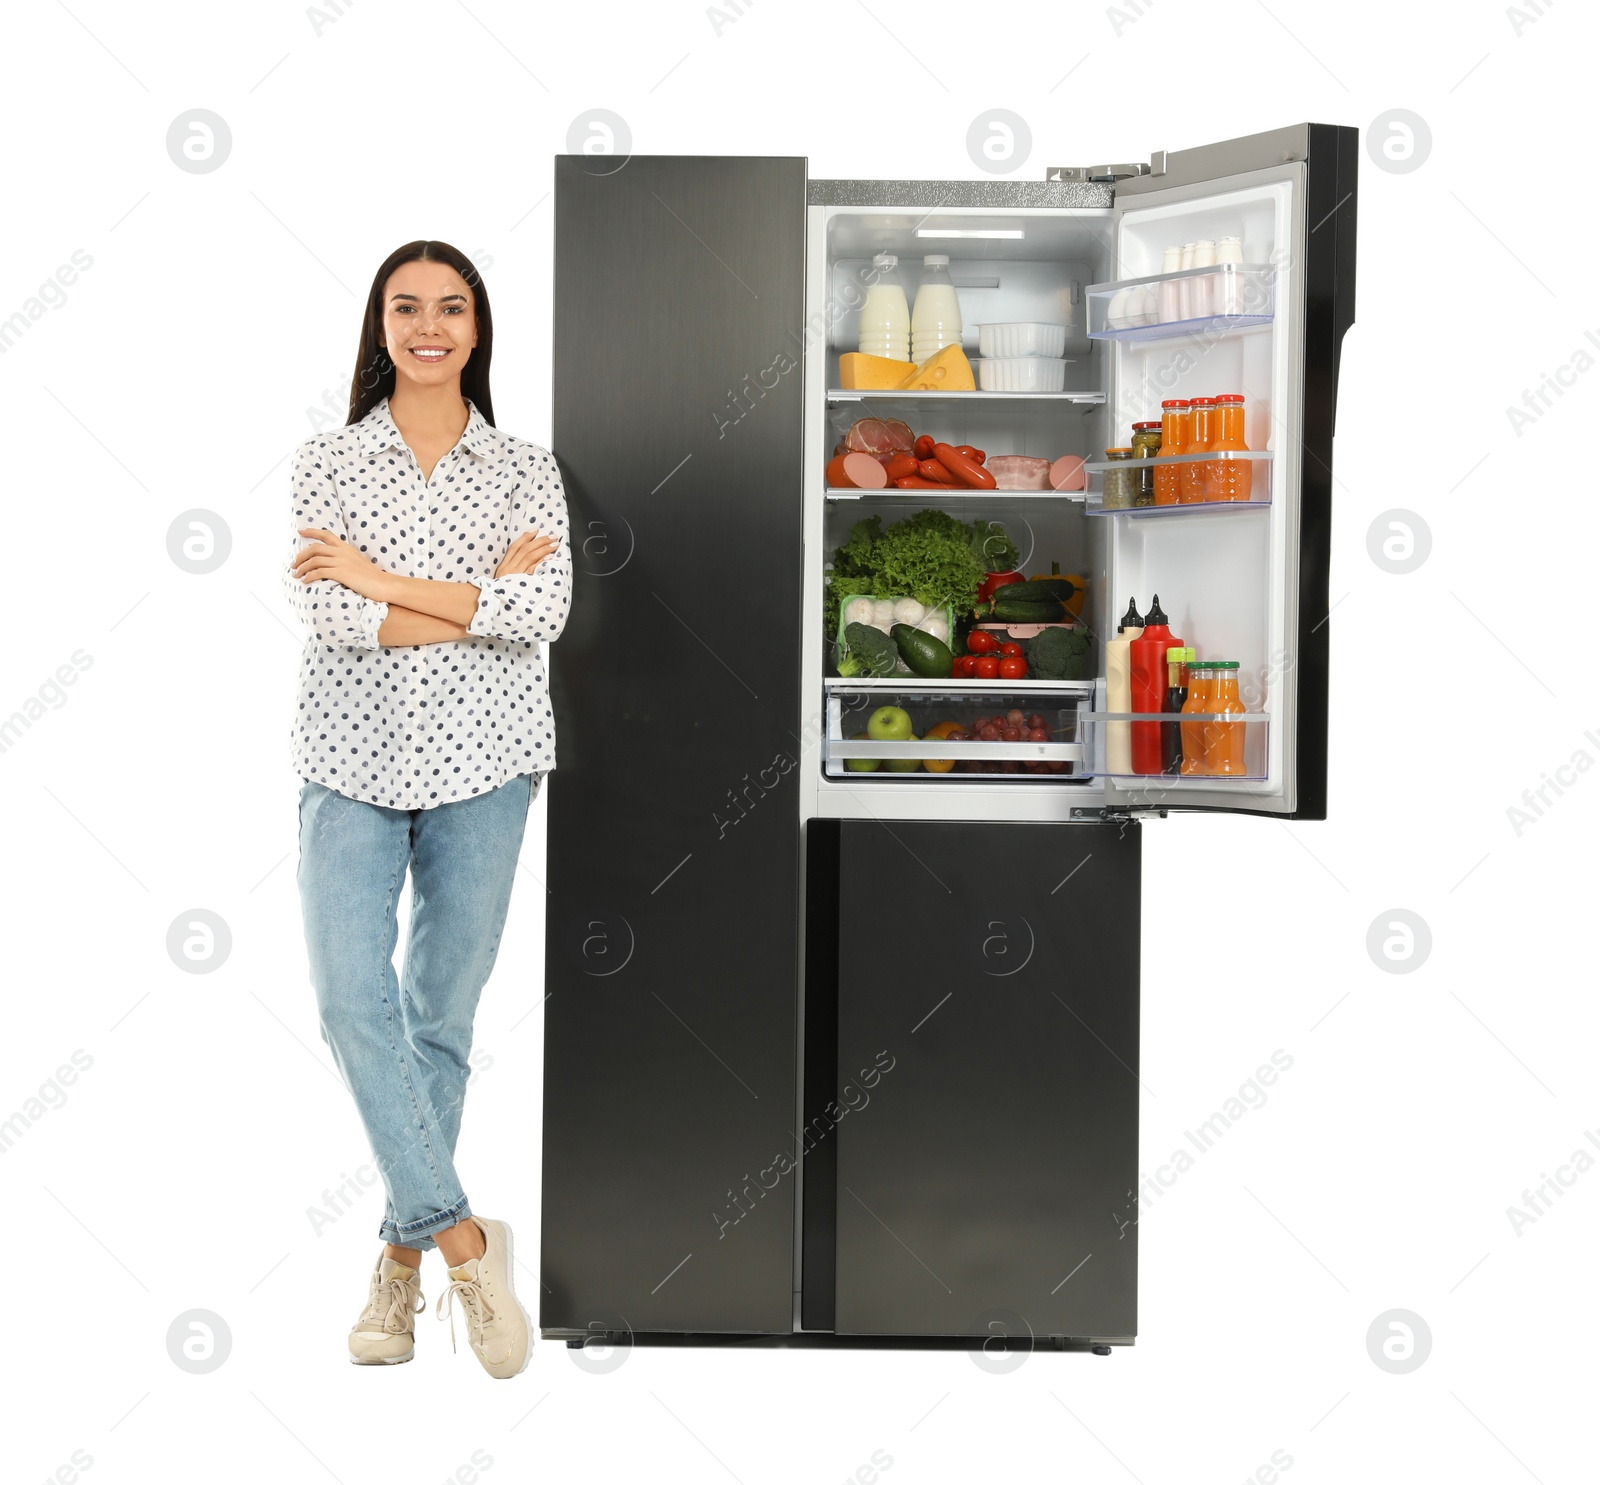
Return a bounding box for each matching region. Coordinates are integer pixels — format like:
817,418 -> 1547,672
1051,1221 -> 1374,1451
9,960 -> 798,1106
381,259 -> 478,387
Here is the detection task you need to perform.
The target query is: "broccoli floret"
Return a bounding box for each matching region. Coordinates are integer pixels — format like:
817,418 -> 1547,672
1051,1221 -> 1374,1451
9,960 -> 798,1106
1027,626 -> 1090,680
836,622 -> 899,678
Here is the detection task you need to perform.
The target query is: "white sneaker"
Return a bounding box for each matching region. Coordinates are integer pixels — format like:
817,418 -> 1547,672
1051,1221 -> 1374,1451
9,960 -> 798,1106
348,1255 -> 424,1365
435,1216 -> 532,1379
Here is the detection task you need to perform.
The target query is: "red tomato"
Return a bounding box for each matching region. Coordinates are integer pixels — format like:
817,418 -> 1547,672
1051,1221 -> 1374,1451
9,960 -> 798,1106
998,657 -> 1028,680
999,642 -> 1024,659
952,655 -> 978,677
974,656 -> 1000,679
966,629 -> 999,654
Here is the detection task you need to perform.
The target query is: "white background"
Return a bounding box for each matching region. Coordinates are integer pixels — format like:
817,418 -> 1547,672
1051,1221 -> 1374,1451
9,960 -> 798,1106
1,1 -> 1593,1481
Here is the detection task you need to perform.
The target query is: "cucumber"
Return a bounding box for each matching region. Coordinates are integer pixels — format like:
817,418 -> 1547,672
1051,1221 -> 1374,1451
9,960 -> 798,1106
891,624 -> 954,678
988,593 -> 1069,623
1006,577 -> 1077,602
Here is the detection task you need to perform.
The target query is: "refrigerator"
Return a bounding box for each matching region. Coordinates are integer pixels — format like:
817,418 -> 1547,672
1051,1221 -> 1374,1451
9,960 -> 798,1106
540,124 -> 1358,1351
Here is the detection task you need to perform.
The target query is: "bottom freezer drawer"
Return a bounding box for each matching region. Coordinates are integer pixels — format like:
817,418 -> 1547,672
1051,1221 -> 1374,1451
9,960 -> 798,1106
813,818 -> 1142,1340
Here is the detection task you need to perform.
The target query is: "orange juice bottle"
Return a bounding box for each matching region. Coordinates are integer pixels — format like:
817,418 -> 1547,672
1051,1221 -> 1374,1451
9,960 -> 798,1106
1181,397 -> 1217,503
1154,399 -> 1188,505
1205,661 -> 1248,775
1211,394 -> 1252,502
1180,662 -> 1213,774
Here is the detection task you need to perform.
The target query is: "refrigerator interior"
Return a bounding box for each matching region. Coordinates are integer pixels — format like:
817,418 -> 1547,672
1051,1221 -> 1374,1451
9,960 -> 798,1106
801,187 -> 1299,820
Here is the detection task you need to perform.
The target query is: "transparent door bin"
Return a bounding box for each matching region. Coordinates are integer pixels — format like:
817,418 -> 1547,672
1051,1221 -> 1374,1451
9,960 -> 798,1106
1081,708 -> 1270,782
1079,449 -> 1272,515
1085,263 -> 1275,342
824,690 -> 1089,779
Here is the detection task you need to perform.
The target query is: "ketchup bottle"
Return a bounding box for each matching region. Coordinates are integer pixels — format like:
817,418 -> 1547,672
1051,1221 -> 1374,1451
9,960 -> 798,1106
1129,595 -> 1179,774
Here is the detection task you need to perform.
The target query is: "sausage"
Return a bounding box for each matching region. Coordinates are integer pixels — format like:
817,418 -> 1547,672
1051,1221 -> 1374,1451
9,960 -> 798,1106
917,458 -> 959,484
955,444 -> 986,465
892,476 -> 948,489
933,442 -> 998,489
1049,455 -> 1087,492
913,434 -> 935,460
883,452 -> 920,482
826,452 -> 888,489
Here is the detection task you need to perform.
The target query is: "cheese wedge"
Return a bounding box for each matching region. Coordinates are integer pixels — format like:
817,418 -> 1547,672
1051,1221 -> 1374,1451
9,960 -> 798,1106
895,343 -> 975,392
839,352 -> 917,390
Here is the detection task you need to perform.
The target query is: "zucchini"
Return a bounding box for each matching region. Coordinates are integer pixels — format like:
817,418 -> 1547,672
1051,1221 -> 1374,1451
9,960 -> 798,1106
1006,577 -> 1077,602
891,624 -> 954,678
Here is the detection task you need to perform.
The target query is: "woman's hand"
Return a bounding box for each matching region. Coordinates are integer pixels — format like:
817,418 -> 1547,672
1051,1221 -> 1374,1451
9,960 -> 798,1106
495,531 -> 559,579
293,528 -> 395,602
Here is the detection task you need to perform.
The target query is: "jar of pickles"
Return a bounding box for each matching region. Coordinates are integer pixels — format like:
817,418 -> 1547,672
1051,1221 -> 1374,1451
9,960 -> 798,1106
1101,447 -> 1138,509
1130,421 -> 1162,505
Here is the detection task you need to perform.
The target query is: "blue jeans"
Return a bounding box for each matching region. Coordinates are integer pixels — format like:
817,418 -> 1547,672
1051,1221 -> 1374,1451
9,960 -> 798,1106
296,772 -> 536,1251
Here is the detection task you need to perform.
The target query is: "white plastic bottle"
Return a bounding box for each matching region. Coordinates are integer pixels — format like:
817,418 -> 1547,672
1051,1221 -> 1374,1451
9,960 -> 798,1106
1105,598 -> 1144,776
858,254 -> 910,362
911,255 -> 962,365
1215,235 -> 1245,316
1191,239 -> 1217,317
1156,244 -> 1183,324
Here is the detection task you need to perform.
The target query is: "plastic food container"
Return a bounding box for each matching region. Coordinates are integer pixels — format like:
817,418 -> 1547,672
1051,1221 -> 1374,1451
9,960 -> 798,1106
835,595 -> 955,676
974,357 -> 1068,393
976,322 -> 1068,359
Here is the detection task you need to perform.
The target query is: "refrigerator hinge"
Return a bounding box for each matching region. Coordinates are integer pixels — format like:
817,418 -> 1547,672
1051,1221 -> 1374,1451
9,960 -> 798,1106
1073,806 -> 1167,822
1045,162 -> 1151,184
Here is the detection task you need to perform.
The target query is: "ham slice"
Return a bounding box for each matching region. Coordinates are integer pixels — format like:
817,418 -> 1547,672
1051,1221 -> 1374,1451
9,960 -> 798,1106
844,417 -> 915,456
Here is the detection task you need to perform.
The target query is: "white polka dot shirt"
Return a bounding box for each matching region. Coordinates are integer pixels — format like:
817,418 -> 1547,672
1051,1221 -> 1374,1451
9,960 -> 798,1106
281,396 -> 571,810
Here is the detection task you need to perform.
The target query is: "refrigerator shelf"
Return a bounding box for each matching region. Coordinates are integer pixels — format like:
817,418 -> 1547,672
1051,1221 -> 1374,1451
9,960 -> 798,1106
1075,449 -> 1273,515
827,388 -> 1106,405
830,737 -> 1083,762
826,487 -> 1079,502
825,677 -> 1094,693
1089,314 -> 1273,346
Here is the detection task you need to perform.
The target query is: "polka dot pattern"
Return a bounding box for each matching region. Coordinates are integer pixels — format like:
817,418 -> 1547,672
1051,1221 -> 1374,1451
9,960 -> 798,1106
281,396 -> 571,809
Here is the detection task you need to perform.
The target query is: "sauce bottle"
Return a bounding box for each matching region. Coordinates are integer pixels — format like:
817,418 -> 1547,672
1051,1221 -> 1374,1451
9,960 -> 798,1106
1154,399 -> 1188,505
1129,596 -> 1179,775
1162,646 -> 1193,775
1206,661 -> 1248,775
1104,598 -> 1143,776
1211,394 -> 1252,502
1181,397 -> 1217,503
1180,662 -> 1213,775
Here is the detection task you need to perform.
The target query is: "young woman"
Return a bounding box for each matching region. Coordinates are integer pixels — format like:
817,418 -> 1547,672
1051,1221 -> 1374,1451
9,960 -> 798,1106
282,240 -> 570,1379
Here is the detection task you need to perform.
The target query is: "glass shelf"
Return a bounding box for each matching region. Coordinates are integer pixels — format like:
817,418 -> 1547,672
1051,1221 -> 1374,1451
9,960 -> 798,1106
825,677 -> 1094,694
1080,710 -> 1270,782
1086,262 -> 1275,343
825,487 -> 1074,502
827,388 -> 1106,405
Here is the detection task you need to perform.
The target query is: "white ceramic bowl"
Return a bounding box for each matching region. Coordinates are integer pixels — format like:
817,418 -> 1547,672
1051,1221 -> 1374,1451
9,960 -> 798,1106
974,357 -> 1068,393
976,322 -> 1069,358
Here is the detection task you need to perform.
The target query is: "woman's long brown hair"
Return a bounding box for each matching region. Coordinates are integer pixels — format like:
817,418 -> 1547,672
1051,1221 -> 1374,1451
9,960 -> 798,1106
347,240 -> 495,427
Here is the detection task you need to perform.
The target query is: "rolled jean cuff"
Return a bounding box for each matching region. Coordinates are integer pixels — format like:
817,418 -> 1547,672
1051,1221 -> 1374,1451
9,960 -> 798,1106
378,1193 -> 470,1251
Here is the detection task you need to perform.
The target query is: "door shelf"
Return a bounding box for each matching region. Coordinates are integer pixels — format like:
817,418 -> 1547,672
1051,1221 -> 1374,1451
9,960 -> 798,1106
1081,710 -> 1270,783
1077,449 -> 1272,514
1086,262 -> 1276,341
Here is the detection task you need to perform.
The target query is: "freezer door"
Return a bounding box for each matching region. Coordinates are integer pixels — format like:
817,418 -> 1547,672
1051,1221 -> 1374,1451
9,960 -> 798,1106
1103,124 -> 1357,819
542,155 -> 807,1336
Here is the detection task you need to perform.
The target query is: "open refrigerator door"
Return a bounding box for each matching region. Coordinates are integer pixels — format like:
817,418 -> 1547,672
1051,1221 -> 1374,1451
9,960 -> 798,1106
1087,127 -> 1357,818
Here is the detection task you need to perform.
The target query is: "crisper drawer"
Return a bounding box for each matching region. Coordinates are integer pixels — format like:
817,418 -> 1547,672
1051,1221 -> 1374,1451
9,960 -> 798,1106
823,680 -> 1092,780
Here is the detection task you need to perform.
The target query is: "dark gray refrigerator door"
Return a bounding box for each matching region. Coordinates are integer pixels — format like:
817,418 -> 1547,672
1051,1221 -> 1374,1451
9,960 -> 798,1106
816,819 -> 1142,1341
543,155 -> 807,1336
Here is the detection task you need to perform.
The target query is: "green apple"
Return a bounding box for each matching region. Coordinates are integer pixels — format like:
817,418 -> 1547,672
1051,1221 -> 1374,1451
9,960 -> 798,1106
867,705 -> 913,742
886,733 -> 922,771
844,731 -> 880,772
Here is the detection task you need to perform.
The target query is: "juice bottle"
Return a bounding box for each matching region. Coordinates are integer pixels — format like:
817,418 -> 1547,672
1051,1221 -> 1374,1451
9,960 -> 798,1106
1205,661 -> 1248,775
1181,397 -> 1217,503
1180,663 -> 1213,775
911,255 -> 962,365
1211,394 -> 1253,502
1129,596 -> 1179,775
858,253 -> 910,362
1154,399 -> 1189,505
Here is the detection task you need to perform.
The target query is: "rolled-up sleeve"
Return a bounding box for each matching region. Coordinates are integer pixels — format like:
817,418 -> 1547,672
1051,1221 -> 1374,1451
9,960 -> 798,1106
467,445 -> 573,646
281,438 -> 390,650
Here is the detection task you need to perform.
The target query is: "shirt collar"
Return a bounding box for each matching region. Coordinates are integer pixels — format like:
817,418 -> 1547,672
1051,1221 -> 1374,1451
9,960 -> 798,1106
353,396 -> 497,461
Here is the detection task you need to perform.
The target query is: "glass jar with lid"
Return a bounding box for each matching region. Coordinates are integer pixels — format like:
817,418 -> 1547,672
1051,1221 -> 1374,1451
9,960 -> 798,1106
1101,447 -> 1138,509
1130,421 -> 1162,506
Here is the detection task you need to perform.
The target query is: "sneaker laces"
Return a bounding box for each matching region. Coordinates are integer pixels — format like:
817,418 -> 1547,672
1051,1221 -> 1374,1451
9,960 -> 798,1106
360,1275 -> 424,1335
436,1274 -> 498,1354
